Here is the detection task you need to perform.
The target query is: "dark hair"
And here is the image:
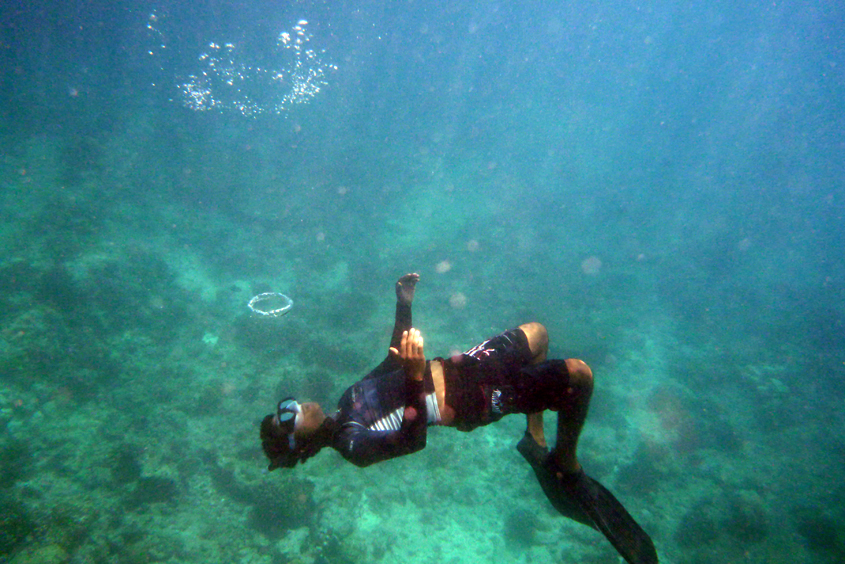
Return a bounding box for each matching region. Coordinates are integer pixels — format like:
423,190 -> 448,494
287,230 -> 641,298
260,414 -> 335,471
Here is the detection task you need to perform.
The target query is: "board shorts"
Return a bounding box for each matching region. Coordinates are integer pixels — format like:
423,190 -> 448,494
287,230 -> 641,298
440,327 -> 570,432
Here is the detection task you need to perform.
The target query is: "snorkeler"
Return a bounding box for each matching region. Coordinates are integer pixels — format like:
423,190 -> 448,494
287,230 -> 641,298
260,273 -> 658,564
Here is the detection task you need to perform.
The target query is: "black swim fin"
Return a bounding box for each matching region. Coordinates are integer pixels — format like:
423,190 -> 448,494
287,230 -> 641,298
517,433 -> 658,564
517,432 -> 596,528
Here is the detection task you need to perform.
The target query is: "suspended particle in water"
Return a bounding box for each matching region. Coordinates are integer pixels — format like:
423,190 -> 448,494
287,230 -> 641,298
449,292 -> 468,309
580,256 -> 603,275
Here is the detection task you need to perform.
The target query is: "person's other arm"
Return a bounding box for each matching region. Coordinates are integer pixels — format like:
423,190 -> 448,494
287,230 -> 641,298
337,328 -> 428,467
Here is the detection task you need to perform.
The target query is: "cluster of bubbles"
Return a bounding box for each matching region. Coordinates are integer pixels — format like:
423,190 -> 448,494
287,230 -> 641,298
146,11 -> 336,116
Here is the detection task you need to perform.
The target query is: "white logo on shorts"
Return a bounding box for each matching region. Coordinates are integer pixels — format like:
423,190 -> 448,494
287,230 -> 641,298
491,389 -> 503,414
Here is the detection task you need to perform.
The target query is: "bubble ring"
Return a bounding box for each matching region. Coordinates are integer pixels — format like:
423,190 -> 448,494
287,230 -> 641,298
248,292 -> 293,317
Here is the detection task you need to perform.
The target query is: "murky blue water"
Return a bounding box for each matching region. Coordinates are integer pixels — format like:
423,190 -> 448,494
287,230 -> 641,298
1,1 -> 843,563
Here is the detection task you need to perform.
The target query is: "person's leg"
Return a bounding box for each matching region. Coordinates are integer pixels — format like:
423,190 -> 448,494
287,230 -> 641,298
365,274 -> 420,380
518,322 -> 549,362
550,359 -> 593,473
516,357 -> 657,563
518,322 -> 549,447
390,273 -> 419,349
512,332 -> 656,563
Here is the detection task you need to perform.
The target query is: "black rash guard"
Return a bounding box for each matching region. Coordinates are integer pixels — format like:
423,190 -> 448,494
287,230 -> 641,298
327,301 -> 433,467
330,362 -> 433,467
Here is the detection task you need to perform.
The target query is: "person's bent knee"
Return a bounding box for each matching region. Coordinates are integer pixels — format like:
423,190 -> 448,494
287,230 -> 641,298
565,358 -> 593,392
519,322 -> 548,359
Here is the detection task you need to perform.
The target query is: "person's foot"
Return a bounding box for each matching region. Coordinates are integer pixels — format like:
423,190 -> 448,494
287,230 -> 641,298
549,450 -> 581,475
518,431 -> 549,460
396,273 -> 420,306
516,432 -> 594,529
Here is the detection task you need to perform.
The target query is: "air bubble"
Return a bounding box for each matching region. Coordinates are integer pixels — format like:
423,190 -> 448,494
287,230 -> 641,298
177,20 -> 336,116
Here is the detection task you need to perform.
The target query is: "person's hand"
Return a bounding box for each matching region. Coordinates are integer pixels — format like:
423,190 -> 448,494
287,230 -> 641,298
395,273 -> 420,306
389,328 -> 426,381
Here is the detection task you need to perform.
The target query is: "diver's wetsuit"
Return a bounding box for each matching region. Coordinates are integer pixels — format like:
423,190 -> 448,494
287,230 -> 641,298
329,300 -> 432,467
330,361 -> 434,467
328,300 -> 569,466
